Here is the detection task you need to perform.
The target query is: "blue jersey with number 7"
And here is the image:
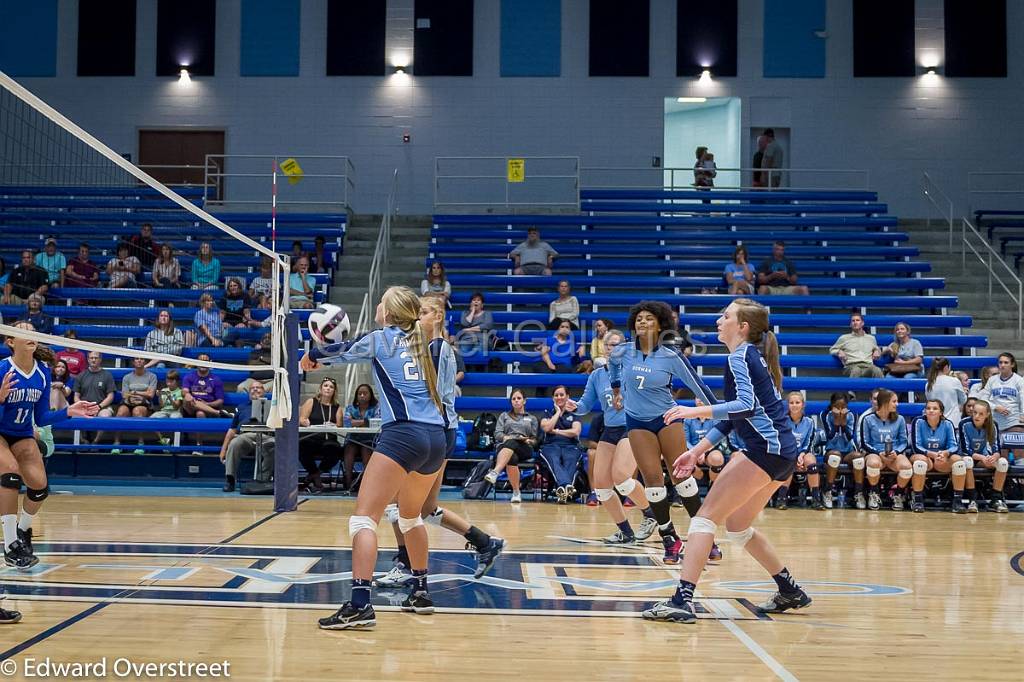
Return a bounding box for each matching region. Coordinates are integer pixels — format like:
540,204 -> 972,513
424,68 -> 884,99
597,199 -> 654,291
608,340 -> 717,421
0,358 -> 69,438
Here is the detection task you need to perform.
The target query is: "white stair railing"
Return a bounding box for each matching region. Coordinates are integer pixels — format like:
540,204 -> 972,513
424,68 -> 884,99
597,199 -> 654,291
922,171 -> 955,252
961,217 -> 1022,339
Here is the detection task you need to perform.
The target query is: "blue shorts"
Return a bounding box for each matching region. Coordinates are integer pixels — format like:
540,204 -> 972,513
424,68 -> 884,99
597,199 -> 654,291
626,414 -> 681,436
599,425 -> 629,445
738,447 -> 797,482
374,421 -> 447,475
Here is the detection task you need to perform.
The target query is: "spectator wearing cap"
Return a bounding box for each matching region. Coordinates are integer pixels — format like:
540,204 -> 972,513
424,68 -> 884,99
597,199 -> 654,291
2,250 -> 49,304
22,293 -> 53,335
510,227 -> 558,276
35,238 -> 66,286
64,243 -> 100,289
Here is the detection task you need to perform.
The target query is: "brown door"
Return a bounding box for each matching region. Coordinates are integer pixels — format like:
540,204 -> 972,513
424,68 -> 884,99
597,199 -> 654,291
138,129 -> 225,197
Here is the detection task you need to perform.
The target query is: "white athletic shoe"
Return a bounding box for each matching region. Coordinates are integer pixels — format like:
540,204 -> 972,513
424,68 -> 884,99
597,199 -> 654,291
555,486 -> 568,504
602,530 -> 636,545
373,563 -> 413,588
484,470 -> 498,485
822,489 -> 834,509
510,492 -> 522,504
636,516 -> 658,541
854,492 -> 867,510
867,491 -> 881,510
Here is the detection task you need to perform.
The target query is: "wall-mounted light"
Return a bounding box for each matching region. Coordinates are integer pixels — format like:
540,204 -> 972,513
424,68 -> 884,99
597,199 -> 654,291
394,66 -> 406,75
676,97 -> 707,103
698,69 -> 712,84
178,68 -> 191,84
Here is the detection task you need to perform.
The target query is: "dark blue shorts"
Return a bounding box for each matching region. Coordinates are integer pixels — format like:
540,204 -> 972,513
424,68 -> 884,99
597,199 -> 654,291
374,421 -> 447,475
599,425 -> 629,445
626,414 -> 681,436
445,429 -> 457,459
738,447 -> 797,482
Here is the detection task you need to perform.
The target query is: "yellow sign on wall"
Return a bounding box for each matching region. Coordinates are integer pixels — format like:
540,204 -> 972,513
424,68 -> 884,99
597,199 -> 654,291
279,158 -> 304,185
507,158 -> 525,183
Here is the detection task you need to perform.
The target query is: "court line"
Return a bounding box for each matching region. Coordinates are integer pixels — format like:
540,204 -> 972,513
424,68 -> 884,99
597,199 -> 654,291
0,602 -> 110,661
720,619 -> 799,682
219,499 -> 309,544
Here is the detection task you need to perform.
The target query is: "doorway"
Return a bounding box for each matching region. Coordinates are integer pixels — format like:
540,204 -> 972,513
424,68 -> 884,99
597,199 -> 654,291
663,97 -> 741,190
138,129 -> 225,194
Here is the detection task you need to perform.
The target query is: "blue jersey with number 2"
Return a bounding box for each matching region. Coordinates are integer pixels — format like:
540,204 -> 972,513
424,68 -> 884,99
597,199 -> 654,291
0,359 -> 69,438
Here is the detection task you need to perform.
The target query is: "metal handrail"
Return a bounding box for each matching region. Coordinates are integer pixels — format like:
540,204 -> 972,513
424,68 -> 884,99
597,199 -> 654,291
961,217 -> 1022,338
922,172 -> 955,252
582,166 -> 871,192
966,171 -> 1024,217
434,156 -> 580,209
202,154 -> 355,208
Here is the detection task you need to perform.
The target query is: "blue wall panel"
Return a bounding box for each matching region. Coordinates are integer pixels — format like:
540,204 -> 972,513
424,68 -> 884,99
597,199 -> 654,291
0,0 -> 58,77
240,0 -> 300,76
501,0 -> 560,77
763,0 -> 826,78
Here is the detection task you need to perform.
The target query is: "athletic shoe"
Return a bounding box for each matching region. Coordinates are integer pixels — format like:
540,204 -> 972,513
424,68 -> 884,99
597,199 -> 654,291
891,491 -> 905,511
757,589 -> 812,614
992,498 -> 1009,513
133,447 -> 145,455
473,537 -> 506,579
585,493 -> 599,506
565,484 -> 576,502
775,497 -> 788,511
555,486 -> 568,504
822,489 -> 834,509
471,536 -> 503,573
708,543 -> 723,561
636,516 -> 658,541
952,498 -> 966,514
810,495 -> 826,511
4,540 -> 38,572
854,492 -> 867,510
0,608 -> 22,624
967,500 -> 979,513
17,527 -> 32,555
661,535 -> 682,565
222,477 -> 235,493
401,590 -> 435,615
641,599 -> 696,624
483,470 -> 498,485
111,448 -> 122,455
510,492 -> 522,504
374,562 -> 414,588
867,491 -> 881,510
602,530 -> 637,545
912,495 -> 925,513
318,602 -> 376,630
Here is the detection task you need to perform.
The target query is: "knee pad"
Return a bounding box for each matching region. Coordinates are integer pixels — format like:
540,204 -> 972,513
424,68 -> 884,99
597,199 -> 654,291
25,486 -> 49,502
913,460 -> 928,476
726,526 -> 754,548
645,486 -> 667,503
349,515 -> 376,538
384,503 -> 399,524
851,457 -> 865,471
0,473 -> 22,490
688,516 -> 717,536
827,454 -> 841,469
951,460 -> 967,476
865,466 -> 881,478
805,464 -> 819,475
596,488 -> 615,502
398,515 -> 425,534
996,458 -> 1010,473
675,477 -> 699,498
963,457 -> 974,470
424,507 -> 444,526
614,478 -> 637,497
710,464 -> 724,474
898,468 -> 913,480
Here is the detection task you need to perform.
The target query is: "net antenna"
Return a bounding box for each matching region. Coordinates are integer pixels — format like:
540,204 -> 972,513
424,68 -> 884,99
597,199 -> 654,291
0,70 -> 292,427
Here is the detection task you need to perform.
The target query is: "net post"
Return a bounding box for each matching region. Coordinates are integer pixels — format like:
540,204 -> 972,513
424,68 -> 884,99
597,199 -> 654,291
274,313 -> 301,512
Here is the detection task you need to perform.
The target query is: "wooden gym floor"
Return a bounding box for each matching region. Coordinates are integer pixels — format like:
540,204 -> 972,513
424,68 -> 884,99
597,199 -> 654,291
0,494 -> 1021,681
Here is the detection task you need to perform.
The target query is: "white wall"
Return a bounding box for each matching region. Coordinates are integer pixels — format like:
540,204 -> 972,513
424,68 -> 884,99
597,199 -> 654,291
10,0 -> 1024,217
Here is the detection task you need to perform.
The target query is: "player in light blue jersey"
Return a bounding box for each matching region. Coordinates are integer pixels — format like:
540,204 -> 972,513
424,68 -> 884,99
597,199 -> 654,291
608,301 -> 720,564
821,392 -> 864,509
645,299 -> 810,624
910,399 -> 960,513
567,330 -> 657,544
774,392 -> 823,511
859,389 -> 912,511
958,399 -> 1006,513
304,286 -> 447,631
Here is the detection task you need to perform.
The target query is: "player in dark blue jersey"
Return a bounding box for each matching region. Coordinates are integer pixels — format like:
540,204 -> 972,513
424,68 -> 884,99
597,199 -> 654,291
304,286 -> 448,631
958,399 -> 1005,513
644,299 -> 810,624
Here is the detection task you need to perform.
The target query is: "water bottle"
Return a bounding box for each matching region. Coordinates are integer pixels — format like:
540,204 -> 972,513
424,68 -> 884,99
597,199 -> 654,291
884,435 -> 893,455
512,361 -> 520,374
533,474 -> 542,502
837,488 -> 847,509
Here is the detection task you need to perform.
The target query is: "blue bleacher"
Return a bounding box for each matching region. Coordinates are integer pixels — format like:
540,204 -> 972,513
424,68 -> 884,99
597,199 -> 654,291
438,258 -> 930,275
432,228 -> 907,244
580,188 -> 879,202
434,213 -> 897,229
580,201 -> 888,215
446,274 -> 944,292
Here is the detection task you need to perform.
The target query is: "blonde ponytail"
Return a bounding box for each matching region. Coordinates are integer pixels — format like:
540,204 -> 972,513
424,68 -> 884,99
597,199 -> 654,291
384,286 -> 443,412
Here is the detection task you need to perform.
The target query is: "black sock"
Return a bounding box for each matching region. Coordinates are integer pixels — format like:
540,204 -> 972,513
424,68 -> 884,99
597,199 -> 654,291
658,522 -> 677,540
642,506 -> 656,520
351,579 -> 372,608
772,567 -> 801,595
680,492 -> 701,518
672,579 -> 696,606
776,486 -> 789,501
810,487 -> 821,501
650,496 -> 673,527
463,526 -> 490,552
854,482 -> 864,493
967,487 -> 977,501
616,520 -> 634,537
411,569 -> 428,592
395,545 -> 410,568
225,475 -> 235,484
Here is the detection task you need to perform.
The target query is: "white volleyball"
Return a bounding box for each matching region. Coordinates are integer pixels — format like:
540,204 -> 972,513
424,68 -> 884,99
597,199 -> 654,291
308,304 -> 350,346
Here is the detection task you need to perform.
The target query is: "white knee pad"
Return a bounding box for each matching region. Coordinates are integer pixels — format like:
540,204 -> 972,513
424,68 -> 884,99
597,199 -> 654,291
675,477 -> 699,498
349,515 -> 376,537
866,466 -> 881,478
398,515 -> 425,534
424,507 -> 445,526
898,468 -> 913,480
645,486 -> 667,503
614,478 -> 637,497
688,516 -> 717,536
851,457 -> 865,471
951,460 -> 967,476
996,458 -> 1010,473
827,454 -> 842,469
726,526 -> 755,548
384,503 -> 399,524
963,457 -> 974,470
913,460 -> 928,476
596,487 -> 615,502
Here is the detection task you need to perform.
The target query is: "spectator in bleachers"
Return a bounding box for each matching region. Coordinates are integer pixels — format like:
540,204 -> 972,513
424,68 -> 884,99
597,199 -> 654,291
456,292 -> 494,358
510,227 -> 557,276
342,383 -> 381,491
830,313 -> 883,379
2,250 -> 49,304
537,318 -> 585,376
50,359 -> 73,410
152,244 -> 182,289
860,389 -> 912,511
756,241 -> 808,296
64,243 -> 100,289
589,318 -> 614,362
128,223 -> 160,269
978,352 -> 1024,459
219,382 -> 273,492
724,245 -> 755,295
106,242 -> 141,288
310,235 -> 330,274
21,294 -> 53,335
820,392 -> 862,509
56,330 -> 87,376
34,238 -> 65,286
190,242 -> 221,290
194,292 -> 226,347
762,128 -> 784,188
298,377 -> 345,494
548,280 -> 579,329
926,357 -> 966,424
75,351 -> 116,444
219,278 -> 253,346
144,309 -> 191,368
288,256 -> 315,309
236,333 -> 274,394
484,388 -> 539,504
420,260 -> 451,303
539,385 -> 584,504
112,357 -> 157,454
289,240 -> 307,265
881,322 -> 924,378
248,256 -> 275,302
959,399 -> 1009,513
153,369 -> 184,420
182,353 -> 227,454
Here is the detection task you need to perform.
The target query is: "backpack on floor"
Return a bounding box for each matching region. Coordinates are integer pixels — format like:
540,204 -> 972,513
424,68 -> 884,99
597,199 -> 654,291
466,412 -> 498,451
462,460 -> 493,499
